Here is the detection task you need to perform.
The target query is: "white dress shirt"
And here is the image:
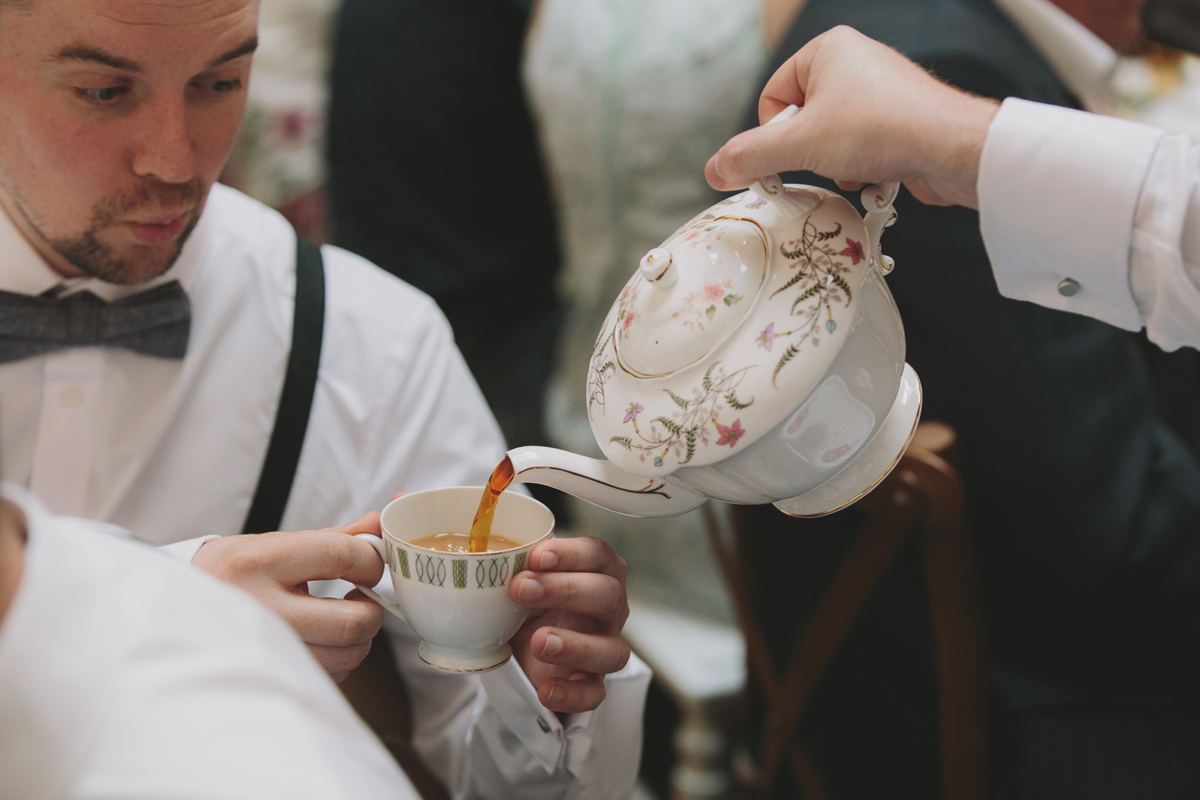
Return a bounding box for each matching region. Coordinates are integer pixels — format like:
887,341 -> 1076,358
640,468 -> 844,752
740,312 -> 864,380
972,0 -> 1200,351
0,183 -> 650,799
979,98 -> 1200,352
0,484 -> 417,800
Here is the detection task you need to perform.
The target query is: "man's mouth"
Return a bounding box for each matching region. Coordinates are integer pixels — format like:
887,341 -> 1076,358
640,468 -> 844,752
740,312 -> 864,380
124,211 -> 190,244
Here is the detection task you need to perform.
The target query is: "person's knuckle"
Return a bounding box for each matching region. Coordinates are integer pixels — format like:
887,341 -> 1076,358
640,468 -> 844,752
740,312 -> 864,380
319,532 -> 357,569
723,138 -> 747,175
603,578 -> 626,615
563,574 -> 581,608
583,682 -> 607,711
335,601 -> 380,644
614,637 -> 631,671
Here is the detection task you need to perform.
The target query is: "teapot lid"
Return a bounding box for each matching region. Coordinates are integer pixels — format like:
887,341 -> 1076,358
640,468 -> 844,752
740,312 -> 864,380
614,217 -> 767,377
587,179 -> 896,476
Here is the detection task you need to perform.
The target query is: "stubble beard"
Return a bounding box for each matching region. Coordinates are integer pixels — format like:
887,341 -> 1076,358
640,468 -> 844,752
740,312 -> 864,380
10,177 -> 206,285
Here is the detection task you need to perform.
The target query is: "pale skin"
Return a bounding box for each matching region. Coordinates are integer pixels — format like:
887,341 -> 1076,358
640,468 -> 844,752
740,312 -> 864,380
706,0 -> 1148,208
705,26 -> 999,209
0,0 -> 630,712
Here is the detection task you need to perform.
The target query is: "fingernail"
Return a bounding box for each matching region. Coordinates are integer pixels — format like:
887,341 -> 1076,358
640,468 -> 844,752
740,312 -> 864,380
542,633 -> 563,655
538,550 -> 558,570
712,153 -> 724,180
547,685 -> 563,703
517,577 -> 543,602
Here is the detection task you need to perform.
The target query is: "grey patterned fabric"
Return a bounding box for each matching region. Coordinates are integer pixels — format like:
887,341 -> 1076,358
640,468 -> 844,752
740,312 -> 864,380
0,280 -> 190,364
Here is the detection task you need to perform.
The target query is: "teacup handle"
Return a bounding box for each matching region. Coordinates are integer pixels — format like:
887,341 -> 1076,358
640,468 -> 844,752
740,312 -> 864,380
352,533 -> 408,623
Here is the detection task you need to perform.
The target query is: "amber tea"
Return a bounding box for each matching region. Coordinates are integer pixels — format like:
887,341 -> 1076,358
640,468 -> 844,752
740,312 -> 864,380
407,531 -> 523,554
468,456 -> 515,553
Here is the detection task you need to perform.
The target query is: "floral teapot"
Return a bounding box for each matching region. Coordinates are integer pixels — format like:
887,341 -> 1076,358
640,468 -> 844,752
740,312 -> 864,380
506,108 -> 922,517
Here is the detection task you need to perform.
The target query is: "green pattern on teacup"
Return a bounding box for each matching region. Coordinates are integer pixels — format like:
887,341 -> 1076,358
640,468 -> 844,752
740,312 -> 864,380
513,551 -> 527,576
397,548 -> 410,579
452,559 -> 466,589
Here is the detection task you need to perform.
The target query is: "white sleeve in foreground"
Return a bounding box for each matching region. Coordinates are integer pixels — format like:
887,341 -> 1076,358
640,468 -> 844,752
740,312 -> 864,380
468,653 -> 653,800
978,98 -> 1162,332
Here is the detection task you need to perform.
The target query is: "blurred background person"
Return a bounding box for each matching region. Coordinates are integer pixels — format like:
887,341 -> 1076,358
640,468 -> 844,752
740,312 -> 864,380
521,0 -> 810,630
326,0 -> 563,499
222,0 -> 337,242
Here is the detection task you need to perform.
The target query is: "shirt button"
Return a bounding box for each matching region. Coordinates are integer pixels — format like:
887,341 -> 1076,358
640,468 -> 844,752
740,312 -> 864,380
1058,278 -> 1081,297
60,386 -> 85,408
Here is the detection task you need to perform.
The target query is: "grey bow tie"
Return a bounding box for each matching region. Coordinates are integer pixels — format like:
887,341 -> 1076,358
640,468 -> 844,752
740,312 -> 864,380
0,280 -> 190,364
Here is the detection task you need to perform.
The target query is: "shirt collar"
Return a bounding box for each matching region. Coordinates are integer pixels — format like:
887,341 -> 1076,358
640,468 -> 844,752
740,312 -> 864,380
0,193 -> 213,302
992,0 -> 1119,113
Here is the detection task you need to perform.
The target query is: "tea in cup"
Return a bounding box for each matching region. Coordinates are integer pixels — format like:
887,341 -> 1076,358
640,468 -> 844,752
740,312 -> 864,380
354,486 -> 554,673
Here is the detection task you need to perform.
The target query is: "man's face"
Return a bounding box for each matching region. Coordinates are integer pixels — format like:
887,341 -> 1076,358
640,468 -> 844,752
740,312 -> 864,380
1052,0 -> 1149,54
0,0 -> 258,284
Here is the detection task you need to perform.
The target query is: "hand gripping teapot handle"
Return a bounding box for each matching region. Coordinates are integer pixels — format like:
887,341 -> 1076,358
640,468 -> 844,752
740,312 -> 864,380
754,105 -> 900,272
862,182 -> 900,275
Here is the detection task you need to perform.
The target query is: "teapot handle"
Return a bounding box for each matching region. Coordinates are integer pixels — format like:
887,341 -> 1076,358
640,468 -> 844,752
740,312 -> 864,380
862,182 -> 899,275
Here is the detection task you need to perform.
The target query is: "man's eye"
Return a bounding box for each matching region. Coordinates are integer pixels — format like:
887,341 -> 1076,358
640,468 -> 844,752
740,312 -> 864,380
76,86 -> 126,102
199,79 -> 242,93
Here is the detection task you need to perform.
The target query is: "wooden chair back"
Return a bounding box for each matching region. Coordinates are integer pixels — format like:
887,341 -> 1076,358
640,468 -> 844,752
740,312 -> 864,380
707,422 -> 987,799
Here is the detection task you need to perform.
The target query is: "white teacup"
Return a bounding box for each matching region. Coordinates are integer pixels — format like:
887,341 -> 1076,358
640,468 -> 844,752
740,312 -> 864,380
354,487 -> 554,673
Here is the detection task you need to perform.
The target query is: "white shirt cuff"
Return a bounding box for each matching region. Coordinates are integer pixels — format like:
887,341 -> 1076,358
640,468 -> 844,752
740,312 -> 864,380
157,535 -> 220,566
978,97 -> 1163,329
478,651 -> 651,777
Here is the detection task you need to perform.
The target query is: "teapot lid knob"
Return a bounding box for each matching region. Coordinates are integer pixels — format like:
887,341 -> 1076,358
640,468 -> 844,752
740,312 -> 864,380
639,247 -> 677,287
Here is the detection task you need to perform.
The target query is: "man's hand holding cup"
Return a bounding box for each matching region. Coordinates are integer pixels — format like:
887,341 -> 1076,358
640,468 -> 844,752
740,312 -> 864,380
510,537 -> 631,714
192,513 -> 387,683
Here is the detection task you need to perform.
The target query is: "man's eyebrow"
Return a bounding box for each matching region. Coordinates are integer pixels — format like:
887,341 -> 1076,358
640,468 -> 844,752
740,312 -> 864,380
47,36 -> 257,74
208,36 -> 258,69
52,45 -> 140,72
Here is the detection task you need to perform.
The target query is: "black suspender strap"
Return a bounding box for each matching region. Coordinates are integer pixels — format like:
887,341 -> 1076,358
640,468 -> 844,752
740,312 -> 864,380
241,237 -> 326,534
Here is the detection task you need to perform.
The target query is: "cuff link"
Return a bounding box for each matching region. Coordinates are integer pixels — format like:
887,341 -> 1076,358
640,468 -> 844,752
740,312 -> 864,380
1057,278 -> 1081,297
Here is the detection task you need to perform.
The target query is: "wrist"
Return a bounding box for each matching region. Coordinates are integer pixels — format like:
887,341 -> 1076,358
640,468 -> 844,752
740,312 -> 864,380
921,92 -> 1000,209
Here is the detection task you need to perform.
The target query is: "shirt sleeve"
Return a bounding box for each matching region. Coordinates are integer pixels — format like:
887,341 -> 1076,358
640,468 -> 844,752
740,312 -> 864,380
345,265 -> 650,799
156,535 -> 219,565
977,97 -> 1200,351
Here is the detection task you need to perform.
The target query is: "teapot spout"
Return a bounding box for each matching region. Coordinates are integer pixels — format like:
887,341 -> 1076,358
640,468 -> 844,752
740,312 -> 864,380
506,446 -> 708,518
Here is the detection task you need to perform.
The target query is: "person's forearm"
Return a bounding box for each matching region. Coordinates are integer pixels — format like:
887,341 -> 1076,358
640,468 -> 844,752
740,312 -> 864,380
706,26 -> 1200,351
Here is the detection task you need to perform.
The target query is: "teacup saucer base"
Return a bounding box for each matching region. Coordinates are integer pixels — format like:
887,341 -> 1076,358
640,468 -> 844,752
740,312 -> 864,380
773,363 -> 922,518
418,642 -> 513,674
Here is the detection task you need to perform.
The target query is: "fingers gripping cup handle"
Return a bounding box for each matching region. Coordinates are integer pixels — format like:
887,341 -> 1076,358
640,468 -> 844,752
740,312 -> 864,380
353,533 -> 409,624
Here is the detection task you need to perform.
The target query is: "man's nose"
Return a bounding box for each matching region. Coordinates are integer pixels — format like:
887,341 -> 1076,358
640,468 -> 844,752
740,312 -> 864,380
131,97 -> 197,185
